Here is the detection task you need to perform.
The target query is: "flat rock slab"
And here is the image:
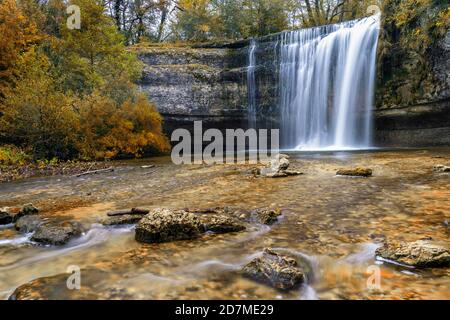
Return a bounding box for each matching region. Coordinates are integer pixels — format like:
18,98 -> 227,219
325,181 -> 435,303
31,221 -> 83,246
336,168 -> 373,177
135,209 -> 203,244
102,214 -> 144,226
242,248 -> 306,290
376,240 -> 450,268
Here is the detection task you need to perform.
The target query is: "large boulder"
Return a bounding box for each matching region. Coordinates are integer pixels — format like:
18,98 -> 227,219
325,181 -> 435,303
102,214 -> 144,226
242,248 -> 306,290
336,168 -> 373,177
31,221 -> 83,246
135,209 -> 203,244
376,240 -> 450,268
198,214 -> 245,234
15,215 -> 44,233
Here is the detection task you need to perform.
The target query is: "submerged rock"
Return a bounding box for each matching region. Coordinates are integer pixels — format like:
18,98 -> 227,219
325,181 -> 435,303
13,203 -> 39,222
31,221 -> 83,246
254,208 -> 282,225
135,209 -> 203,244
0,209 -> 13,225
242,248 -> 306,290
9,269 -> 126,300
102,214 -> 144,226
15,215 -> 44,233
433,165 -> 450,173
336,168 -> 372,177
376,240 -> 450,268
198,214 -> 245,234
222,206 -> 252,221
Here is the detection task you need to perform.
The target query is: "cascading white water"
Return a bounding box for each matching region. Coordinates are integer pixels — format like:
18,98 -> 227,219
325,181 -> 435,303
247,39 -> 257,128
278,15 -> 380,150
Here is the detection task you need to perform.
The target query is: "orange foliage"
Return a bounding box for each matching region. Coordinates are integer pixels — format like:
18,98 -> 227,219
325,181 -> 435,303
0,0 -> 43,97
77,92 -> 169,159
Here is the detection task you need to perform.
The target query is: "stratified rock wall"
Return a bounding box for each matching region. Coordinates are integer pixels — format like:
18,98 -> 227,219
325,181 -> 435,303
375,1 -> 450,146
135,45 -> 250,136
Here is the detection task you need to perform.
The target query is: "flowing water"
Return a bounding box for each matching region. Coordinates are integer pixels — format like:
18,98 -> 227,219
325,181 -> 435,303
247,39 -> 257,129
277,15 -> 380,150
0,149 -> 449,300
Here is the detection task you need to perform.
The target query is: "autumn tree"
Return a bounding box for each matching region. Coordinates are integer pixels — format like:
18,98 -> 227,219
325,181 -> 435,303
77,92 -> 169,159
0,0 -> 43,100
1,0 -> 169,160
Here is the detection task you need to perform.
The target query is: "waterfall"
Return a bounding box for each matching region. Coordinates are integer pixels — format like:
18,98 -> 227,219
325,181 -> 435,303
278,15 -> 380,150
247,39 -> 257,128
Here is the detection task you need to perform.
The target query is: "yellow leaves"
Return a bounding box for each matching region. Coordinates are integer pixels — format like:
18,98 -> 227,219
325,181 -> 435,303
435,7 -> 450,29
198,24 -> 210,33
393,0 -> 432,27
0,0 -> 44,97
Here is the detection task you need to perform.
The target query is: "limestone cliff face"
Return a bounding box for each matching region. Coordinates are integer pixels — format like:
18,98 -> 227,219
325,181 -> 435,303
375,1 -> 450,146
135,45 -> 249,135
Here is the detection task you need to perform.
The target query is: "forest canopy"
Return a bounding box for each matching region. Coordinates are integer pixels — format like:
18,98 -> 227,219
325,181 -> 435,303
105,0 -> 382,43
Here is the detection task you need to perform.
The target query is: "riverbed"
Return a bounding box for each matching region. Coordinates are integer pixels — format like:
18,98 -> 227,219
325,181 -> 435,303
0,148 -> 449,300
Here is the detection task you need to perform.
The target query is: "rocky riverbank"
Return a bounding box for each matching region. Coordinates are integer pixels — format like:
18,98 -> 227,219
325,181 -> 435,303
0,161 -> 113,183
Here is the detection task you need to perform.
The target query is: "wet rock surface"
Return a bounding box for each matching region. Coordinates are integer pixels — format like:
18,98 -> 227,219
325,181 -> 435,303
259,154 -> 303,178
433,164 -> 450,173
198,214 -> 246,234
254,208 -> 282,225
31,221 -> 83,246
8,269 -> 127,300
242,249 -> 306,290
0,209 -> 13,225
336,168 -> 373,177
376,240 -> 450,268
135,209 -> 203,244
102,214 -> 144,226
15,215 -> 44,233
12,203 -> 39,222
